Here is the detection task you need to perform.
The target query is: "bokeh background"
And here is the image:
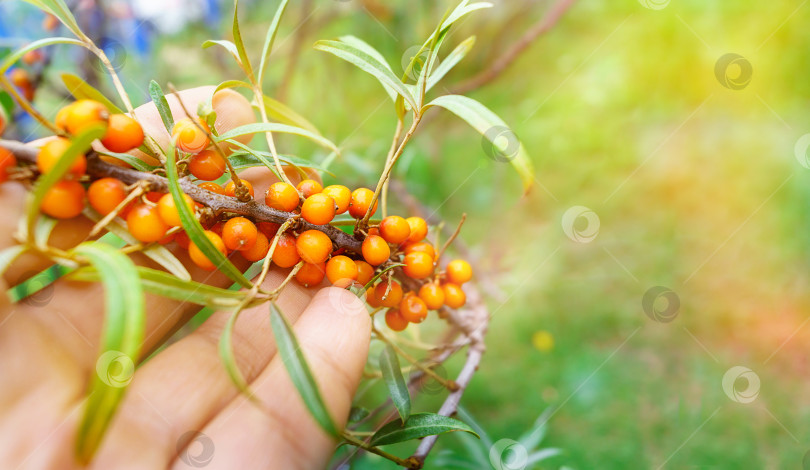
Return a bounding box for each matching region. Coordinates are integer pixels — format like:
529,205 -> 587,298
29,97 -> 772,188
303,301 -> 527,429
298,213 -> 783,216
3,0 -> 810,468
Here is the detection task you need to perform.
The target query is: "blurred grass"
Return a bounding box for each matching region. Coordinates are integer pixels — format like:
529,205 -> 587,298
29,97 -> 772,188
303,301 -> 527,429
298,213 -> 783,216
25,0 -> 810,467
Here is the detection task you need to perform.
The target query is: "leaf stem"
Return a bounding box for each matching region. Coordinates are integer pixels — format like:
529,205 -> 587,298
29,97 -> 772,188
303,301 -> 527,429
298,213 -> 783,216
340,431 -> 421,469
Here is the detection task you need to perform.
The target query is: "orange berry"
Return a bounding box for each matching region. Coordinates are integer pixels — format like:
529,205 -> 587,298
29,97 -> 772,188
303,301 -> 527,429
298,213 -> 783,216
224,179 -> 254,198
385,309 -> 408,332
404,241 -> 435,258
222,217 -> 258,251
399,294 -> 428,323
43,13 -> 59,31
158,231 -> 176,245
64,100 -> 108,135
418,283 -> 445,310
188,149 -> 226,181
296,179 -> 322,198
172,117 -> 209,153
265,182 -> 299,212
88,178 -> 126,216
37,137 -> 86,177
442,283 -> 466,308
101,114 -> 144,152
257,222 -> 281,238
241,232 -> 270,262
322,185 -> 351,214
40,180 -> 84,219
379,215 -> 411,245
198,182 -> 225,195
367,227 -> 380,237
296,262 -> 326,287
446,259 -> 473,284
55,103 -> 73,131
365,287 -> 382,308
355,260 -> 375,286
175,231 -> 190,249
272,232 -> 301,268
301,193 -> 336,225
325,255 -> 358,285
349,187 -> 377,219
296,229 -> 332,264
126,203 -> 168,242
157,193 -> 195,227
362,235 -> 390,266
189,230 -> 227,271
145,191 -> 163,203
0,148 -> 17,183
22,49 -> 43,65
374,281 -> 403,308
406,217 -> 428,243
403,251 -> 433,279
208,220 -> 225,236
10,69 -> 34,101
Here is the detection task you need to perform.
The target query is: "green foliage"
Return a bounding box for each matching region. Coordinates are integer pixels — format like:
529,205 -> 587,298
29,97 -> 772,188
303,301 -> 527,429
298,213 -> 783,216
61,73 -> 124,114
379,345 -> 411,422
148,80 -> 174,134
370,413 -> 479,446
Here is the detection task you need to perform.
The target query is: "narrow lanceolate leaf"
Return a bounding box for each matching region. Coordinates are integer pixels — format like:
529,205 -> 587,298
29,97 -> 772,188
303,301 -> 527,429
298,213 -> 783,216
369,413 -> 480,446
1,38 -> 85,73
164,146 -> 253,288
73,243 -> 144,463
348,406 -> 370,423
314,39 -> 417,110
379,345 -> 411,422
25,125 -> 106,239
33,217 -> 58,250
202,40 -> 242,67
232,0 -> 255,83
219,308 -> 253,397
424,95 -> 534,193
22,0 -> 83,37
148,81 -> 174,133
257,0 -> 290,85
96,150 -> 158,172
335,36 -> 398,102
261,95 -> 321,135
269,303 -> 339,436
61,73 -> 124,114
216,123 -> 339,155
426,36 -> 476,92
228,147 -> 333,176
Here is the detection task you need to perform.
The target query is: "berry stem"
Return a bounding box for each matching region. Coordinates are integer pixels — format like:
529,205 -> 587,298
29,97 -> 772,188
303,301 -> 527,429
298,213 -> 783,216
0,74 -> 62,135
380,117 -> 404,219
253,84 -> 297,190
434,213 -> 466,266
372,324 -> 459,392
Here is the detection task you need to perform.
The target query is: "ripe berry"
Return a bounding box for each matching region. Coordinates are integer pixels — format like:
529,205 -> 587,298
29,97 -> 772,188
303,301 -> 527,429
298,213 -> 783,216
365,287 -> 382,308
326,255 -> 358,285
355,260 -> 375,286
322,185 -> 351,214
379,215 -> 411,244
265,182 -> 299,212
189,230 -> 227,271
199,182 -> 225,194
404,241 -> 435,259
175,231 -> 190,249
385,309 -> 408,332
188,149 -> 226,181
272,232 -> 301,268
172,117 -> 209,153
296,229 -> 332,264
257,222 -> 281,238
399,294 -> 428,323
241,232 -> 270,262
126,203 -> 168,242
418,283 -> 445,310
374,281 -> 403,308
349,187 -> 377,219
224,179 -> 254,198
362,235 -> 390,266
296,262 -> 326,287
40,180 -> 84,219
145,191 -> 163,203
37,137 -> 86,177
222,217 -> 258,251
22,49 -> 43,66
0,148 -> 16,183
301,193 -> 336,225
442,283 -> 466,308
10,69 -> 34,101
406,217 -> 428,243
403,251 -> 433,279
157,193 -> 195,227
64,100 -> 108,135
101,114 -> 144,152
446,259 -> 473,284
88,178 -> 126,216
296,179 -> 322,198
42,13 -> 59,31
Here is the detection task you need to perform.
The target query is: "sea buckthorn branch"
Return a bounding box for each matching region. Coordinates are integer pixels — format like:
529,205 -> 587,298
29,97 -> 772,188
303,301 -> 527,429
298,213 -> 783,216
371,324 -> 459,392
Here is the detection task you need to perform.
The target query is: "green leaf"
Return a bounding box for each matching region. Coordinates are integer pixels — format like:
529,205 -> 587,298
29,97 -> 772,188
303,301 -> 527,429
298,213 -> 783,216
260,95 -> 321,135
257,0 -> 290,85
202,39 -> 242,66
61,73 -> 124,114
370,412 -> 480,446
269,302 -> 339,436
25,125 -> 106,239
148,81 -> 174,134
23,0 -> 83,37
228,147 -> 333,176
1,37 -> 86,73
219,308 -> 253,397
379,345 -> 411,422
427,36 -> 476,92
96,150 -> 158,172
165,146 -> 253,288
348,406 -> 370,423
314,39 -> 416,110
73,242 -> 144,463
424,95 -> 534,193
214,79 -> 251,94
232,0 -> 255,83
216,123 -> 339,155
33,216 -> 58,249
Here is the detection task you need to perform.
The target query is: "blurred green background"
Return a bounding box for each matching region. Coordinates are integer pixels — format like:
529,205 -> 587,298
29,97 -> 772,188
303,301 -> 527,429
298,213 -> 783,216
11,0 -> 810,467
